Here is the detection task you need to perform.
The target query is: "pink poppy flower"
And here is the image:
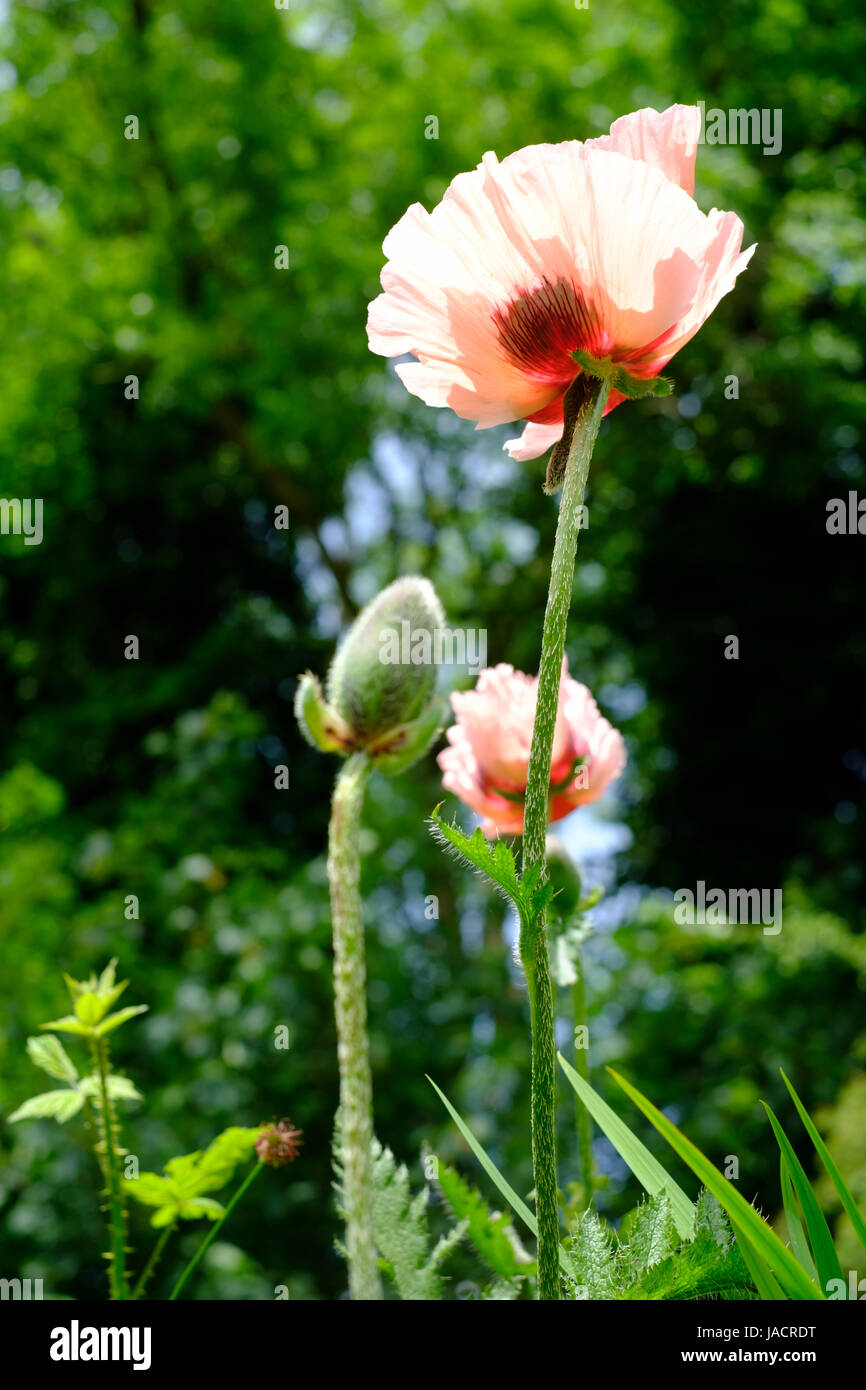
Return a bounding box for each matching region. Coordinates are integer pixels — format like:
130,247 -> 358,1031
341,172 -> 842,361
367,105 -> 755,462
437,661 -> 626,836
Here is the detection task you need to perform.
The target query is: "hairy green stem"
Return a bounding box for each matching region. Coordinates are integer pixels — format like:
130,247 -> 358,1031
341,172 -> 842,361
89,1036 -> 128,1300
131,1221 -> 175,1301
572,957 -> 594,1203
521,372 -> 609,1300
170,1162 -> 263,1300
328,752 -> 383,1301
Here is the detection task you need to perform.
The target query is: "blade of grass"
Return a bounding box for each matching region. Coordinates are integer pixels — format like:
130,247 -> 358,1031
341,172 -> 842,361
780,1156 -> 818,1283
729,1214 -> 785,1300
557,1052 -> 694,1240
427,1076 -> 573,1278
763,1102 -> 843,1293
781,1069 -> 866,1261
608,1068 -> 823,1301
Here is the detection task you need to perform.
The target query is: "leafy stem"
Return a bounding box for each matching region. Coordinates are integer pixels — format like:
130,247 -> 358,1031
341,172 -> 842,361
521,371 -> 609,1300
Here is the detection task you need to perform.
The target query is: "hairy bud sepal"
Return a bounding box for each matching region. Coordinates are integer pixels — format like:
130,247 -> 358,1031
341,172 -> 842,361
570,348 -> 673,400
295,672 -> 356,754
367,697 -> 447,777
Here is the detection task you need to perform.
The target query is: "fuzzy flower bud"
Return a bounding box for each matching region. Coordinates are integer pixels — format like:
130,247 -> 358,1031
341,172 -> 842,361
256,1118 -> 303,1167
295,576 -> 447,776
327,576 -> 444,741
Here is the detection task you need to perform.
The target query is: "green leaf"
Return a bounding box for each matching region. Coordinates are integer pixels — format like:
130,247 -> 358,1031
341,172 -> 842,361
334,1128 -> 465,1300
180,1196 -> 225,1222
39,1016 -> 94,1037
106,1074 -> 143,1103
557,1052 -> 695,1240
124,1126 -> 259,1231
79,1073 -> 143,1104
566,1209 -> 617,1299
427,1077 -> 537,1238
427,1076 -> 574,1279
780,1069 -> 866,1261
780,1157 -> 818,1283
428,810 -> 533,937
626,1223 -> 755,1302
74,992 -> 105,1026
621,1193 -> 679,1275
94,1005 -> 148,1036
151,1206 -> 180,1229
609,1068 -> 823,1300
729,1216 -> 785,1300
695,1188 -> 732,1248
437,1164 -> 524,1281
124,1172 -> 173,1207
762,1102 -> 843,1292
189,1127 -> 260,1193
8,1090 -> 85,1124
25,1034 -> 78,1084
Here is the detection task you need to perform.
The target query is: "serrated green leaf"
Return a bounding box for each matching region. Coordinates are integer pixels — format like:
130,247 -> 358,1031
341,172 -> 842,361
437,1164 -> 523,1280
8,1090 -> 85,1124
343,1135 -> 464,1300
621,1193 -> 679,1275
626,1227 -> 755,1302
25,1034 -> 79,1084
695,1188 -> 733,1248
566,1209 -> 617,1299
428,810 -> 532,934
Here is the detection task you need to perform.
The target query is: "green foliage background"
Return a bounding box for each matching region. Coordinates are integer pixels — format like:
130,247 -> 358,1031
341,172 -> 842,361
0,0 -> 864,1298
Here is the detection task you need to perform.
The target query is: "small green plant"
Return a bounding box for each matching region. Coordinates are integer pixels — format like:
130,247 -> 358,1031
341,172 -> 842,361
10,960 -> 147,1299
8,962 -> 302,1300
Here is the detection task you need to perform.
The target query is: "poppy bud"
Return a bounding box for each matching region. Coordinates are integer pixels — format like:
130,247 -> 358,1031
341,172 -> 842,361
296,576 -> 446,775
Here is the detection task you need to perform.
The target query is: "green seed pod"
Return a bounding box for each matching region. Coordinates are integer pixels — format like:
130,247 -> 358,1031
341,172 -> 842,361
326,576 -> 445,745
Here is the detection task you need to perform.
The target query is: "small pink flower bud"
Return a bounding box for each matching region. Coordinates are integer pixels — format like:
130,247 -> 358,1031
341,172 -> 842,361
256,1118 -> 303,1167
